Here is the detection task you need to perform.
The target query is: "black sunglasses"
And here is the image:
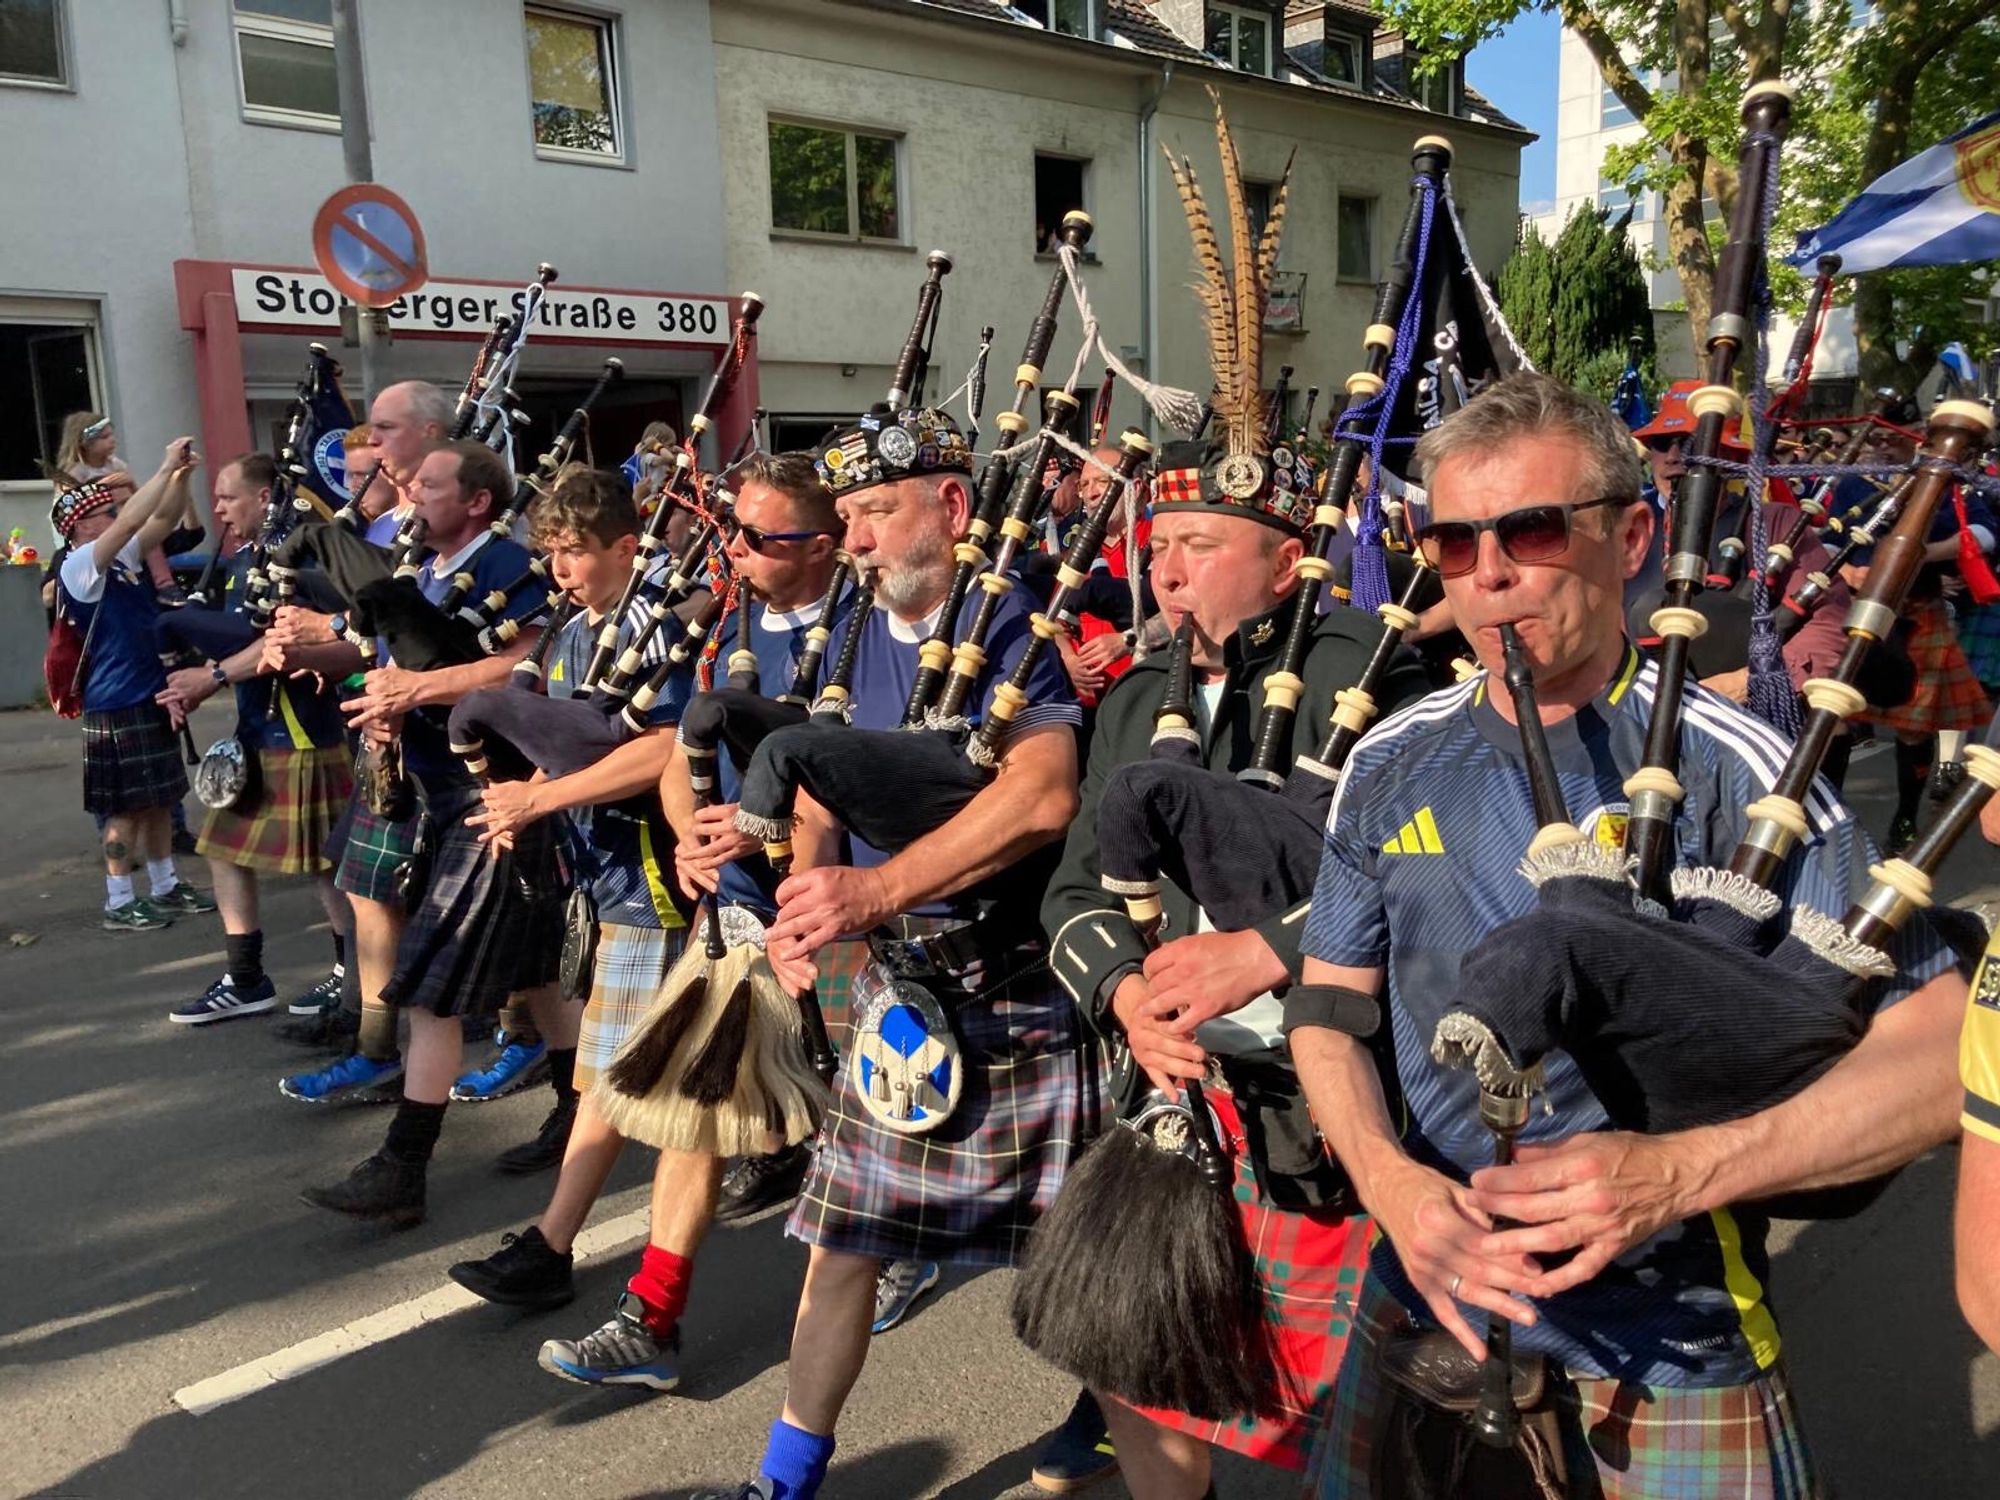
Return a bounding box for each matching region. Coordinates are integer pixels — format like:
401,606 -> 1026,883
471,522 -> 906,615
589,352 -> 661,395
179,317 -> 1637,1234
730,517 -> 832,554
1416,495 -> 1630,579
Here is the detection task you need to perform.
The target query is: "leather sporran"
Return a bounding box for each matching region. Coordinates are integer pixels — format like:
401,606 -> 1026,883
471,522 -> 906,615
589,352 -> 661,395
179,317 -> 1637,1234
392,815 -> 433,915
194,734 -> 260,811
1370,1326 -> 1568,1500
356,738 -> 415,821
559,886 -> 599,1001
847,960 -> 963,1135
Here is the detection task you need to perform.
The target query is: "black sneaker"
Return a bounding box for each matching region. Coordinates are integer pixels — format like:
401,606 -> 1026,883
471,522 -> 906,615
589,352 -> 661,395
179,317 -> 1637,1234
1030,1389 -> 1119,1494
288,972 -> 344,1016
275,1005 -> 359,1049
300,1152 -> 425,1227
1929,760 -> 1968,804
449,1225 -> 575,1309
1885,813 -> 1920,857
714,1143 -> 812,1225
495,1094 -> 577,1175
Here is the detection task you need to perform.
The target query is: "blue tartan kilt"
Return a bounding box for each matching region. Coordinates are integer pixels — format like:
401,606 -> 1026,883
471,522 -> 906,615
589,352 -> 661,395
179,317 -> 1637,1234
81,703 -> 188,817
786,954 -> 1092,1268
381,781 -> 567,1018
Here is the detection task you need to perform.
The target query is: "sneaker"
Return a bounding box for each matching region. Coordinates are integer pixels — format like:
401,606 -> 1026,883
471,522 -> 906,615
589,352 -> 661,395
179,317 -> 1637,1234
871,1258 -> 940,1335
1929,760 -> 1968,804
1885,813 -> 1920,857
688,1485 -> 773,1500
102,900 -> 172,933
288,972 -> 344,1016
169,974 -> 278,1025
155,582 -> 191,609
276,1005 -> 359,1050
1030,1389 -> 1120,1494
149,883 -> 218,915
280,1051 -> 404,1103
495,1094 -> 578,1175
300,1151 -> 425,1226
537,1290 -> 681,1390
450,1039 -> 548,1102
714,1143 -> 813,1225
449,1225 -> 575,1310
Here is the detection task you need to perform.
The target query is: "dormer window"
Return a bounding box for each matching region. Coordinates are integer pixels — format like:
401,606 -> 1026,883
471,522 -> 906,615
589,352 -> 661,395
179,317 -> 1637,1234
1205,3 -> 1275,76
1405,46 -> 1461,114
1322,28 -> 1365,86
1013,0 -> 1095,37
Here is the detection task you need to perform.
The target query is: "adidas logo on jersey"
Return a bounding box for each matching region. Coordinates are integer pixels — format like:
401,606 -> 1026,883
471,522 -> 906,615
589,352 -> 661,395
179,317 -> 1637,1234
1381,807 -> 1444,855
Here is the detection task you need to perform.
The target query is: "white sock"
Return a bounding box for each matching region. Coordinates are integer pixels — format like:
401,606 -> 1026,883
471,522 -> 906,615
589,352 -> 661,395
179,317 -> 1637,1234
1939,730 -> 1967,763
147,857 -> 178,896
106,873 -> 135,911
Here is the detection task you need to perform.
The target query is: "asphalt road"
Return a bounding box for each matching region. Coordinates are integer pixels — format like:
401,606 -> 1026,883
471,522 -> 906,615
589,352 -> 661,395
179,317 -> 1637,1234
4,701 -> 2000,1500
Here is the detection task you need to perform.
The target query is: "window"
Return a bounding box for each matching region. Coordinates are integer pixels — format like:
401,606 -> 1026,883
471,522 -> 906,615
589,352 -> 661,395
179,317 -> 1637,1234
1406,48 -> 1458,114
233,1 -> 340,129
1034,154 -> 1088,254
1205,3 -> 1273,76
1598,173 -> 1637,216
1600,83 -> 1635,128
1321,30 -> 1363,86
0,317 -> 100,484
1,0 -> 67,88
1338,195 -> 1375,283
1244,180 -> 1275,256
1013,0 -> 1094,36
769,120 -> 903,243
525,6 -> 622,161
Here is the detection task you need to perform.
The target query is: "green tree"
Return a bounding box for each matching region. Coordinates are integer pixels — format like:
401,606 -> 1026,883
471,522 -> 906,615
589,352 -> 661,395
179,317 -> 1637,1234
1498,206 -> 1657,392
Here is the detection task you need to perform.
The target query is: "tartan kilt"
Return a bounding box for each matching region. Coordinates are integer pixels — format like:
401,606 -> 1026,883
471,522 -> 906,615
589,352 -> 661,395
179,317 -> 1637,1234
333,793 -> 419,904
81,703 -> 188,817
813,937 -> 873,1056
1864,600 -> 1991,735
786,954 -> 1088,1268
1957,601 -> 2000,692
1137,1085 -> 1370,1472
380,783 -> 566,1019
576,920 -> 685,1093
196,744 -> 354,875
1304,1277 -> 1822,1499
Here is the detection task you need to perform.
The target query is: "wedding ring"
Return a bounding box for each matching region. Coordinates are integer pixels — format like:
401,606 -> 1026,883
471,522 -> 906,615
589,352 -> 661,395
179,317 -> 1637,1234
1448,1274 -> 1463,1298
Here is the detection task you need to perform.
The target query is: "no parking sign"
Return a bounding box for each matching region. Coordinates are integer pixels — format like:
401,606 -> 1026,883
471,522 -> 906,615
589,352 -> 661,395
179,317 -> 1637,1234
311,184 -> 428,309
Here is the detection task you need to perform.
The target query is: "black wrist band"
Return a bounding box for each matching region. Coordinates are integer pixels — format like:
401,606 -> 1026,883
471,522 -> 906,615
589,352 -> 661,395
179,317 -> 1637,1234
1280,984 -> 1382,1040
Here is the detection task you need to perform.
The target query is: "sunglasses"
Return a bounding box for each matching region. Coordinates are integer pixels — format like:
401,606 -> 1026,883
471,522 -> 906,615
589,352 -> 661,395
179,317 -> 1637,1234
1641,434 -> 1686,454
1416,495 -> 1630,579
731,517 -> 831,554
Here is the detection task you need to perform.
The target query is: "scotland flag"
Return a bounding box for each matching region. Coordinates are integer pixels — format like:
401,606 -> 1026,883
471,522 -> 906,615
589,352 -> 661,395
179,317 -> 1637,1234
1790,111 -> 2000,272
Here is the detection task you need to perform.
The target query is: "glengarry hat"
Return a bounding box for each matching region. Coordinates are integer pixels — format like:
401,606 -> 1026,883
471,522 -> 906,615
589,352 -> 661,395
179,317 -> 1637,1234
815,404 -> 974,498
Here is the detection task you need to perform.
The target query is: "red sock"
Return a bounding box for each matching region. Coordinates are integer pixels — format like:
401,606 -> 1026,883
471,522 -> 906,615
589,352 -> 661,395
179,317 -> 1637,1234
625,1244 -> 694,1337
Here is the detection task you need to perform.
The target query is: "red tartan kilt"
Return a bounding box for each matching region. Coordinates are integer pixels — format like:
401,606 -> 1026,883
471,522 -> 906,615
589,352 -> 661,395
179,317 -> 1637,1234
1136,1083 -> 1372,1471
1863,600 -> 1991,734
196,744 -> 354,875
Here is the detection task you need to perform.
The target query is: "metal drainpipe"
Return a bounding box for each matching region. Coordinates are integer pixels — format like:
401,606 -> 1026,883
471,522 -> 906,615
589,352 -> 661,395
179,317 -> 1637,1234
1137,61 -> 1173,439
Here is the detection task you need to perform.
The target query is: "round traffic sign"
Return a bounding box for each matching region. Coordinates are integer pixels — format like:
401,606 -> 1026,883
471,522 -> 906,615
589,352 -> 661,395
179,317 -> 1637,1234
312,183 -> 428,309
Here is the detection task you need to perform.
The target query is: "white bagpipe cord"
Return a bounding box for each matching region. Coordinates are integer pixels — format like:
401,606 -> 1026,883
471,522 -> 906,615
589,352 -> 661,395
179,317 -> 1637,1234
469,276 -> 555,469
1441,175 -> 1534,375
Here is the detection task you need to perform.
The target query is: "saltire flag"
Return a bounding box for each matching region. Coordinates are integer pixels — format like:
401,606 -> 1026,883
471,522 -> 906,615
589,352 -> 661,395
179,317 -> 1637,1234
297,346 -> 358,515
1789,110 -> 2000,272
1612,347 -> 1652,430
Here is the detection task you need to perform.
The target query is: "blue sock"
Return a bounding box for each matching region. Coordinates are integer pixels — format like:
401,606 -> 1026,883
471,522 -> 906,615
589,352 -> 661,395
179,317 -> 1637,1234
758,1418 -> 835,1500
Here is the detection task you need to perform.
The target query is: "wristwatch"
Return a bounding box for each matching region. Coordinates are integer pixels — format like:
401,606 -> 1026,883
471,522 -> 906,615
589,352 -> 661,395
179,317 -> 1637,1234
209,663 -> 228,686
327,611 -> 348,641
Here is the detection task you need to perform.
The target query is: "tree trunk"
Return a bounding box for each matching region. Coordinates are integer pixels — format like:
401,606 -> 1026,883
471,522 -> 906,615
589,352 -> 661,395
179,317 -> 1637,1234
1664,143 -> 1718,368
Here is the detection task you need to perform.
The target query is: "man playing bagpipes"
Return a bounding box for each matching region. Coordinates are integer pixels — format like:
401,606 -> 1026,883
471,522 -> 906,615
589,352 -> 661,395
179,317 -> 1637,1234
689,408 -> 1085,1500
156,453 -> 354,1026
1290,374 -> 1965,1497
268,381 -> 453,1098
439,464 -> 703,1329
300,439 -> 570,1225
1955,730 -> 2000,1354
1034,435 -> 1430,1492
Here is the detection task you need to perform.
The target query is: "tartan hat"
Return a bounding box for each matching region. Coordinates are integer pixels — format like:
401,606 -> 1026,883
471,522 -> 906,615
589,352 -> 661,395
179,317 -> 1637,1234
49,476 -> 119,541
1150,440 -> 1313,533
814,404 -> 973,498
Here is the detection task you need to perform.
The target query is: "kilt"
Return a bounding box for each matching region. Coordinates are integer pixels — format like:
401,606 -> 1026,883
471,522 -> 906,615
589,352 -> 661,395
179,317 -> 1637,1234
813,937 -> 872,1056
333,794 -> 420,904
1864,600 -> 1991,735
1304,1277 -> 1822,1499
81,703 -> 188,818
196,744 -> 354,875
1137,1085 -> 1370,1471
380,782 -> 566,1019
576,920 -> 685,1093
1958,601 -> 2000,692
787,953 -> 1088,1268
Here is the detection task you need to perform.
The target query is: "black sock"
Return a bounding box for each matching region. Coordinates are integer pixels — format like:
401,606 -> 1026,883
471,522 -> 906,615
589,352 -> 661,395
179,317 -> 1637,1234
1894,737 -> 1931,823
384,1099 -> 448,1166
331,930 -> 347,977
548,1046 -> 578,1102
225,930 -> 266,989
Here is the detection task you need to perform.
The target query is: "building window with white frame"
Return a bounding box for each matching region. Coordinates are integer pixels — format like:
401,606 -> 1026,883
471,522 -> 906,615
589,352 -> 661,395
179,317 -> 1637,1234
1034,154 -> 1089,253
769,119 -> 903,244
1013,0 -> 1094,36
1338,195 -> 1375,283
1405,48 -> 1459,114
525,5 -> 623,162
233,1 -> 340,129
1321,28 -> 1364,87
1600,82 -> 1636,128
0,315 -> 100,484
1598,172 -> 1639,217
1,0 -> 69,89
1204,3 -> 1274,76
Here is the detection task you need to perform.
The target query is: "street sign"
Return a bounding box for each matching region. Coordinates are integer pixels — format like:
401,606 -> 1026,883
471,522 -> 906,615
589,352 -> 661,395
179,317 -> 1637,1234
311,184 -> 428,309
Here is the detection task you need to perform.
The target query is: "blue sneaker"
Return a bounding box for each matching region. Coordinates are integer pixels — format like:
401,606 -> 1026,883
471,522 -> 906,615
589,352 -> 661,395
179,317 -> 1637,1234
537,1291 -> 680,1391
280,1051 -> 404,1103
450,1039 -> 548,1102
169,975 -> 277,1025
871,1258 -> 940,1334
1030,1389 -> 1120,1494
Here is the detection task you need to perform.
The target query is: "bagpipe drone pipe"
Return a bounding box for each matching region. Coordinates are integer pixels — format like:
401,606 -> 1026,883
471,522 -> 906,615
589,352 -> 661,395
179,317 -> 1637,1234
1425,86 -> 1996,1217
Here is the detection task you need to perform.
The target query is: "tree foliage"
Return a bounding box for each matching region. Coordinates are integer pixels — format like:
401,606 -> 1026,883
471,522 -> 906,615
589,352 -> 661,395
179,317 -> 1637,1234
1497,208 -> 1657,395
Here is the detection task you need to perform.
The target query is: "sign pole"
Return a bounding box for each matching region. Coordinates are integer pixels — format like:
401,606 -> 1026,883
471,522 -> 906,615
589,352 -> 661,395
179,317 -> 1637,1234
331,0 -> 381,408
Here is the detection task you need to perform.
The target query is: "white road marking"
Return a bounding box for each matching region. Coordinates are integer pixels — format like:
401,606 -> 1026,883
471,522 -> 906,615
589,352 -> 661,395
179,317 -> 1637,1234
170,1207 -> 650,1416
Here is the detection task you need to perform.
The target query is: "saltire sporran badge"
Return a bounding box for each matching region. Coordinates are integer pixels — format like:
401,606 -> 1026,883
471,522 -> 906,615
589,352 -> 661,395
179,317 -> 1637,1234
849,960 -> 963,1134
